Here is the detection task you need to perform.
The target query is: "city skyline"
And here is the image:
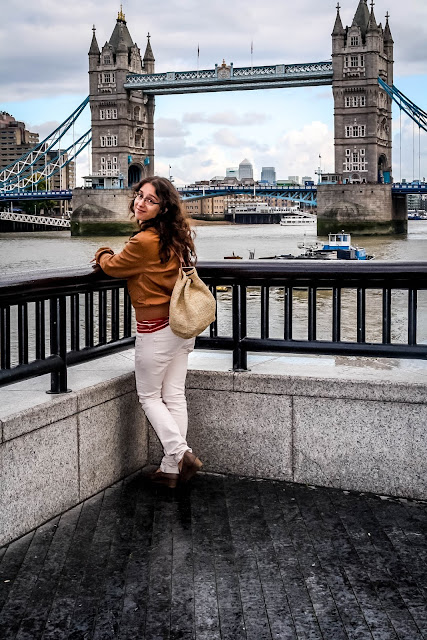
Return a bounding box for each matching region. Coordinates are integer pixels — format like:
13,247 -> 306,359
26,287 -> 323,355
1,0 -> 427,186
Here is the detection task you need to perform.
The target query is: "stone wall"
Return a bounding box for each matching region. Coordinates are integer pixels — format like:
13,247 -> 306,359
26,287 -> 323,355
317,183 -> 407,235
2,366 -> 427,546
0,376 -> 148,546
71,188 -> 137,236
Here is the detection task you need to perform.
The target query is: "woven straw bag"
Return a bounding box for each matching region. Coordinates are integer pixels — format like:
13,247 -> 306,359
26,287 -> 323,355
169,265 -> 216,339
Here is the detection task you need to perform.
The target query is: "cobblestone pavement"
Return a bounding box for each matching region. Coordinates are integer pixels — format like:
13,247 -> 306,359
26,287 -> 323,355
1,471 -> 426,639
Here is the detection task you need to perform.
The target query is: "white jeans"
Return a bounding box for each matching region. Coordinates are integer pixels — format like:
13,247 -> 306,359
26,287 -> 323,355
135,325 -> 195,474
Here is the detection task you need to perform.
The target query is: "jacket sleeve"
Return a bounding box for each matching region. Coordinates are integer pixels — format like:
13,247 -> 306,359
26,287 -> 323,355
95,235 -> 146,278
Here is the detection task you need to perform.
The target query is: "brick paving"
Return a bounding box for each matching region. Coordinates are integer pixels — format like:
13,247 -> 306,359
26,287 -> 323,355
0,471 -> 426,640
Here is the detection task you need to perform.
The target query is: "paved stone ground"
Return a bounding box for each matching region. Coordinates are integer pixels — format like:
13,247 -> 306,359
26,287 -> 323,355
0,471 -> 426,640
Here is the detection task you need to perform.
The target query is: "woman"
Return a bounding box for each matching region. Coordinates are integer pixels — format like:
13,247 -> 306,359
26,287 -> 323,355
94,176 -> 203,488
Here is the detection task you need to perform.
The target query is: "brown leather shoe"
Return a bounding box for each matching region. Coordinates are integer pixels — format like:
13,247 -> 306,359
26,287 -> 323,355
178,450 -> 203,483
148,468 -> 179,489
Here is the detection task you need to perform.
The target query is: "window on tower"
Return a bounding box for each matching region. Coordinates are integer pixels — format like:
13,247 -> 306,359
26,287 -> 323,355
100,135 -> 118,147
350,36 -> 359,46
100,108 -> 117,120
345,95 -> 366,108
345,125 -> 366,138
343,148 -> 367,172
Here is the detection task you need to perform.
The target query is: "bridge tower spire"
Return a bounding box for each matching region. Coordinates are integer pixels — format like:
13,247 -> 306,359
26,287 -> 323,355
331,0 -> 393,186
87,10 -> 155,188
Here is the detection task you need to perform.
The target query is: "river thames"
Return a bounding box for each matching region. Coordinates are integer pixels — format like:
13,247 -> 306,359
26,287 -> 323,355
1,220 -> 427,275
1,220 -> 427,356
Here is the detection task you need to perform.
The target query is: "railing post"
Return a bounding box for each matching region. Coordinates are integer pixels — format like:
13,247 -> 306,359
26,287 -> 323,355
408,288 -> 417,346
382,288 -> 391,344
357,287 -> 366,343
308,287 -> 317,341
261,286 -> 269,339
232,284 -> 248,371
284,286 -> 293,340
332,287 -> 341,342
49,296 -> 70,394
0,306 -> 11,369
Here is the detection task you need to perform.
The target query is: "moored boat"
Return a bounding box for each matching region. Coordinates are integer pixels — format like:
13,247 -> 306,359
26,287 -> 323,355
259,231 -> 374,260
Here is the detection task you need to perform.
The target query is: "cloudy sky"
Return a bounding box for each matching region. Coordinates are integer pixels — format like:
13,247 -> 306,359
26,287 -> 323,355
1,0 -> 427,185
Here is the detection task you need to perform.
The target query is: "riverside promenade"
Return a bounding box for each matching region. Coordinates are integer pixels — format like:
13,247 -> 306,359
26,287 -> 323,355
1,351 -> 427,639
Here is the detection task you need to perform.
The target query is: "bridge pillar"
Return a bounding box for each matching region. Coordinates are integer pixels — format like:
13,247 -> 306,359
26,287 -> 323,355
71,188 -> 137,236
317,184 -> 407,236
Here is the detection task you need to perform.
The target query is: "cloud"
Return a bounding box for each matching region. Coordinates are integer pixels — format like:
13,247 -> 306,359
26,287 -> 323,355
155,139 -> 197,158
26,121 -> 61,141
213,128 -> 268,152
183,111 -> 269,125
156,118 -> 188,137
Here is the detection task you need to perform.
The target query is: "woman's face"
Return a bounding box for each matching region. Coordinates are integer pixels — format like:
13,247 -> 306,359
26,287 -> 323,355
134,183 -> 161,223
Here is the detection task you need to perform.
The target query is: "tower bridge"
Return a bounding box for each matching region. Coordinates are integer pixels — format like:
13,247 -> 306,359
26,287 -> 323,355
2,0 -> 426,235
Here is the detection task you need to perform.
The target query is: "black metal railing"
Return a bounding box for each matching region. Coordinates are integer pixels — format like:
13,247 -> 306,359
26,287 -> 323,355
1,261 -> 427,392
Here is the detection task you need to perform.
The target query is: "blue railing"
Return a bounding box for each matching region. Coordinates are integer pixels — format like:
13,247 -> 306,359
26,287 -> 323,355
1,261 -> 427,393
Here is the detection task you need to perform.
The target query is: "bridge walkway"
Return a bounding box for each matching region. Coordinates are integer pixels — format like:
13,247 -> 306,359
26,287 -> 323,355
1,352 -> 427,639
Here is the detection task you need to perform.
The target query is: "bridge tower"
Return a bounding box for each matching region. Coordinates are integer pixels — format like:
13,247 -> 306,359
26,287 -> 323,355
88,8 -> 155,188
317,0 -> 406,235
332,0 -> 393,185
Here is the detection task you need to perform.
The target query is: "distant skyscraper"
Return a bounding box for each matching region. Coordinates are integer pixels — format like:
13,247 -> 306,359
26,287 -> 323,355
261,167 -> 276,183
239,158 -> 253,180
288,175 -> 300,185
226,167 -> 239,178
0,113 -> 39,170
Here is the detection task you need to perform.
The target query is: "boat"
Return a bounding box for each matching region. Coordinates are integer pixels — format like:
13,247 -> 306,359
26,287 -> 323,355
259,231 -> 374,261
224,251 -> 242,259
279,205 -> 317,230
408,210 -> 427,220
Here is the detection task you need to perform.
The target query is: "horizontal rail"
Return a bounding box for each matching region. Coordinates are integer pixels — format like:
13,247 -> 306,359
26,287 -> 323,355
1,261 -> 427,392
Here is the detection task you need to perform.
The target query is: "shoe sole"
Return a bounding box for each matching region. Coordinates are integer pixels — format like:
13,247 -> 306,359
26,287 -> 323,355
149,473 -> 179,489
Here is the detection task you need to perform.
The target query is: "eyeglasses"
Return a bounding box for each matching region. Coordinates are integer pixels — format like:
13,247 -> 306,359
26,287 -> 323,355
134,192 -> 160,207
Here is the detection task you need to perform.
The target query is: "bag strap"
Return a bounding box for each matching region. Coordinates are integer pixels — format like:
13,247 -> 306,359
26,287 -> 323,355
172,247 -> 193,271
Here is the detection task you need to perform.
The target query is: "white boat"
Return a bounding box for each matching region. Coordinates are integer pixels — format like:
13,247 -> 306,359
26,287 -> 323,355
279,205 -> 317,230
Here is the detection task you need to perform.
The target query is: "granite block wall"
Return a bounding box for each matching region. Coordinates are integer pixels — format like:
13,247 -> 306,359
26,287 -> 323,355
2,365 -> 427,546
0,379 -> 148,547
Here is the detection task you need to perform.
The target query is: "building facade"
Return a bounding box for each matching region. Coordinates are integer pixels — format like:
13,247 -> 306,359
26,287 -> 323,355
88,9 -> 155,188
261,167 -> 276,183
238,158 -> 253,180
0,113 -> 39,169
332,0 -> 393,184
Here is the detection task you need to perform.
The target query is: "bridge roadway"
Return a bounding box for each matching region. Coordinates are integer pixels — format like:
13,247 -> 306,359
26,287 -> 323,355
1,350 -> 427,639
124,61 -> 334,94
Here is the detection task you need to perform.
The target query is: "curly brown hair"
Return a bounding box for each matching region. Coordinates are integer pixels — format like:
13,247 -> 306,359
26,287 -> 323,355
130,176 -> 196,265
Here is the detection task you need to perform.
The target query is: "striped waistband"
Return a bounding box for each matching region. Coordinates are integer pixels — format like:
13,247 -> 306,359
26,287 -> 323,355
137,317 -> 169,334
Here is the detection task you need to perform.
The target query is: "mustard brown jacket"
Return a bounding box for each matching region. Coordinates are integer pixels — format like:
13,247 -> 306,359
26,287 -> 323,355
95,228 -> 180,321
